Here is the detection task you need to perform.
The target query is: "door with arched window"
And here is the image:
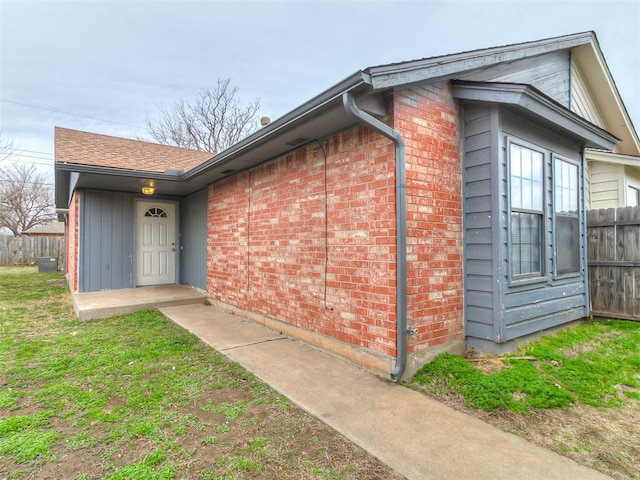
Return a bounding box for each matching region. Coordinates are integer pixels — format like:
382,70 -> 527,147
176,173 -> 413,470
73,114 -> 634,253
136,201 -> 177,286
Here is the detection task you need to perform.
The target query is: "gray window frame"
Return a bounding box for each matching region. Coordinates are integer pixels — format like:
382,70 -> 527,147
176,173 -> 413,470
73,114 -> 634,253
506,137 -> 547,284
553,155 -> 581,278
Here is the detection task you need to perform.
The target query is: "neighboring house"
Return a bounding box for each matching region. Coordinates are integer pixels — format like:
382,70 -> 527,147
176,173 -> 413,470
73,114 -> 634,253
22,222 -> 65,237
568,44 -> 640,208
55,31 -> 633,379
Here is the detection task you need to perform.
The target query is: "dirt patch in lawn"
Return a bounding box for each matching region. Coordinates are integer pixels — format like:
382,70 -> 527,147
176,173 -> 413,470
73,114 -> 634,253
0,269 -> 404,480
427,387 -> 640,480
3,384 -> 403,480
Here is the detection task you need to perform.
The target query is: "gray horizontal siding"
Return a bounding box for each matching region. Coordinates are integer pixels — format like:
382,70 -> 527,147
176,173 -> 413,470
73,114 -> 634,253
459,50 -> 571,106
463,104 -> 496,340
462,104 -> 589,349
498,112 -> 587,341
504,293 -> 586,327
465,319 -> 493,339
503,281 -> 585,309
504,306 -> 585,340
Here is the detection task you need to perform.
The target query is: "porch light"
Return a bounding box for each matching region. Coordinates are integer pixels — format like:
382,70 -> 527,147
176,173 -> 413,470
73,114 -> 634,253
141,185 -> 155,195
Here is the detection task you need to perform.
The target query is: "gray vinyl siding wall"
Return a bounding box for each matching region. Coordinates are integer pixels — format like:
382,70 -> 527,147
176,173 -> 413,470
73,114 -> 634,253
459,50 -> 571,106
463,105 -> 588,351
463,104 -> 499,342
79,190 -> 135,292
180,189 -> 207,290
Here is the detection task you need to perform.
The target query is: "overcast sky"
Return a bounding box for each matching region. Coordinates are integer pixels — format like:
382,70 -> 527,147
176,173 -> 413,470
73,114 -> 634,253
1,0 -> 638,185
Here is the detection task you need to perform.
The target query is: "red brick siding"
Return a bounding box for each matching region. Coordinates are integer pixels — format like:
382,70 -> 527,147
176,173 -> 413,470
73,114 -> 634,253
395,83 -> 464,352
207,83 -> 464,361
66,192 -> 79,292
207,125 -> 398,356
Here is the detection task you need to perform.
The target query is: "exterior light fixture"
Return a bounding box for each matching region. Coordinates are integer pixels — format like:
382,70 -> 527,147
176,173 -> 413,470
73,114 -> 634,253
141,185 -> 155,195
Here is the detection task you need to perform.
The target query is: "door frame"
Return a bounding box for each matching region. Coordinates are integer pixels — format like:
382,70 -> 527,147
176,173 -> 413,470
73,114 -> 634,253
134,198 -> 180,286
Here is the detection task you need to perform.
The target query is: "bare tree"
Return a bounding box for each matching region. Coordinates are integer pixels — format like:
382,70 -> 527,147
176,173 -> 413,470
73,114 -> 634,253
0,130 -> 14,162
145,78 -> 261,153
0,150 -> 56,236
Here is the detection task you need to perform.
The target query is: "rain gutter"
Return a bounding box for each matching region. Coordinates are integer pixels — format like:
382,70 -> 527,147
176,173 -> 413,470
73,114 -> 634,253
342,92 -> 408,382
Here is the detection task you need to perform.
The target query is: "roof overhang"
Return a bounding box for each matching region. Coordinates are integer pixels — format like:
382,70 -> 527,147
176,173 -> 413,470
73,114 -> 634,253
586,150 -> 640,168
452,81 -> 619,151
572,40 -> 640,155
55,71 -> 378,208
367,32 -> 594,89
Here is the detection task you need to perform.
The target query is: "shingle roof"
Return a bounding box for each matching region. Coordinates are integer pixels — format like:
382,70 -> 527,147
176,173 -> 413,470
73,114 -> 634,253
22,222 -> 65,235
54,127 -> 212,173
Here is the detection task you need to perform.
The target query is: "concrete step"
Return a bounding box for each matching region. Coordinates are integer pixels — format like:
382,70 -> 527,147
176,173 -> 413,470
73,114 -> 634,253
72,285 -> 207,321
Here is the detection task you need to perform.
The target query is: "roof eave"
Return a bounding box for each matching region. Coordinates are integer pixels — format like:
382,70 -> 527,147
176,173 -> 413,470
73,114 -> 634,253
367,31 -> 594,89
586,150 -> 640,168
572,39 -> 640,155
452,81 -> 619,150
183,70 -> 372,180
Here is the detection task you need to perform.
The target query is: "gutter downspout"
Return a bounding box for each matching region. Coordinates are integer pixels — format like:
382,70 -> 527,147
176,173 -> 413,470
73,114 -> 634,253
342,92 -> 408,382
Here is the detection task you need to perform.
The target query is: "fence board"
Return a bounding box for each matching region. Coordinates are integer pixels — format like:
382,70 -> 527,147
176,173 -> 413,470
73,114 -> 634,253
587,206 -> 640,320
0,235 -> 64,267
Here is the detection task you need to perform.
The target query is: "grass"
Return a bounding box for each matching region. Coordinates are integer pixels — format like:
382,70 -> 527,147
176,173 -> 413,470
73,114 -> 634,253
0,267 -> 402,480
409,319 -> 640,479
410,320 -> 640,413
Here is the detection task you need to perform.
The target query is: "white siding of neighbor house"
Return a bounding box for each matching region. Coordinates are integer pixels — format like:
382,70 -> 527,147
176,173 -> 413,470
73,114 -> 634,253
584,159 -> 591,210
589,162 -> 623,209
570,58 -> 608,130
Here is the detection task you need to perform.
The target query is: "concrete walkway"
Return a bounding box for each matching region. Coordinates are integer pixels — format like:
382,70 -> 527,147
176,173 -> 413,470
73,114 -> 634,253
161,304 -> 611,480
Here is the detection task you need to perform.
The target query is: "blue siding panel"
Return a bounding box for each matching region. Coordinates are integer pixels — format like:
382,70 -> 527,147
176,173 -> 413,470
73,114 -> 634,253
79,190 -> 134,292
462,100 -> 588,352
181,189 -> 207,290
459,50 -> 571,106
463,104 -> 496,342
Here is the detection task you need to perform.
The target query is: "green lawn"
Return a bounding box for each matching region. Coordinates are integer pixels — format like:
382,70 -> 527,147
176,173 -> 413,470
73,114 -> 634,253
409,318 -> 640,479
410,319 -> 640,413
0,267 -> 401,480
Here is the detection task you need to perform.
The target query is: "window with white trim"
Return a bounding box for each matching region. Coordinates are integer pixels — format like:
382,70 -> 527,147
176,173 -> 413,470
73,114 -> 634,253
509,143 -> 544,277
554,158 -> 580,275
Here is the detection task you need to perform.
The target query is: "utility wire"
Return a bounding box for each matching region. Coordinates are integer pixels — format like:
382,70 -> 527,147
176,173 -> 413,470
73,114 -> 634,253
1,156 -> 53,164
16,149 -> 53,156
1,98 -> 145,130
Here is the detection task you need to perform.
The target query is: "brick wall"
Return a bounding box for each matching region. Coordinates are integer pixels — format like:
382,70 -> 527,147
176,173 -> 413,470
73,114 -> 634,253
207,83 -> 465,368
207,125 -> 398,357
395,82 -> 465,353
66,191 -> 79,292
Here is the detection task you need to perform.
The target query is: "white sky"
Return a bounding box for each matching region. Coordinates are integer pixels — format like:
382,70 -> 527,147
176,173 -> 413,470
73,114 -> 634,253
1,0 -> 639,186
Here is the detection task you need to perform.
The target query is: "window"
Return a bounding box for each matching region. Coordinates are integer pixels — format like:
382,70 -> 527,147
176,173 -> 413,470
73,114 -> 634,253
627,186 -> 639,207
554,159 -> 579,275
144,207 -> 167,218
510,143 -> 544,277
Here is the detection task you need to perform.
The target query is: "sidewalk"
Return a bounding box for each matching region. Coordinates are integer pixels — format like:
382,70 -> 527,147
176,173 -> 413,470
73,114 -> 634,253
160,304 -> 611,480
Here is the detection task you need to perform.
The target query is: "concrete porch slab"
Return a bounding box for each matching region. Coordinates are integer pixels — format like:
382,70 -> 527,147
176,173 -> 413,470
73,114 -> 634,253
72,285 -> 206,320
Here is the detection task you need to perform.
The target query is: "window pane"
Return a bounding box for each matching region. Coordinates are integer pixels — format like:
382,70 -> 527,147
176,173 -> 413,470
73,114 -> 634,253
556,216 -> 580,274
554,160 -> 578,214
510,144 -> 543,211
511,212 -> 542,276
554,159 -> 579,275
628,186 -> 639,207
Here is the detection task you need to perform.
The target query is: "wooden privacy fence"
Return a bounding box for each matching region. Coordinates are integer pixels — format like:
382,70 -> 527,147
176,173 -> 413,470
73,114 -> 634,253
587,206 -> 640,320
0,235 -> 65,268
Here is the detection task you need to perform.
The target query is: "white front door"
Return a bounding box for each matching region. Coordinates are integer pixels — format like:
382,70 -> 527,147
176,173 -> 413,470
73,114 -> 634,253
136,201 -> 177,286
